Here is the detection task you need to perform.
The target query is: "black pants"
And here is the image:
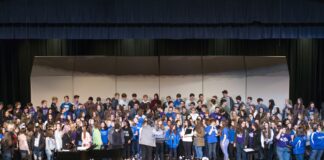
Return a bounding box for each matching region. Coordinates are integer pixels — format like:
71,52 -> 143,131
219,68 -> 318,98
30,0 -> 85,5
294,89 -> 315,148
229,142 -> 236,160
183,141 -> 192,159
123,142 -> 131,159
141,145 -> 153,160
155,142 -> 164,160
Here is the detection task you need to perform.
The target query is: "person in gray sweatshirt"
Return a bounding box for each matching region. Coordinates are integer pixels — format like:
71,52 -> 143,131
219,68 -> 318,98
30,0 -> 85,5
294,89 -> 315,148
139,119 -> 156,160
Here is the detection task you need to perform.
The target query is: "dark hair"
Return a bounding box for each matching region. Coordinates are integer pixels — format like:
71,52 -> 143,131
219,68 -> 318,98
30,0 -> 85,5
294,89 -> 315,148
74,95 -> 80,99
190,93 -> 195,97
96,97 -> 101,102
222,90 -> 228,94
236,96 -> 242,101
247,97 -> 253,101
220,99 -> 227,105
257,98 -> 263,103
198,93 -> 203,97
88,97 -> 93,101
176,93 -> 181,98
132,93 -> 137,97
121,93 -> 127,98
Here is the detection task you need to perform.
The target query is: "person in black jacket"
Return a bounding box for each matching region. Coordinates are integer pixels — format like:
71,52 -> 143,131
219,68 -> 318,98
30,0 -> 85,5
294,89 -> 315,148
248,123 -> 261,160
122,120 -> 133,159
31,126 -> 45,160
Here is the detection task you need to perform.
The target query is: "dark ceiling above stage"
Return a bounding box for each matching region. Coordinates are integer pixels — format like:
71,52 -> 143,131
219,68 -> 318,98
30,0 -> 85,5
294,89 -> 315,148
0,0 -> 324,38
1,0 -> 323,24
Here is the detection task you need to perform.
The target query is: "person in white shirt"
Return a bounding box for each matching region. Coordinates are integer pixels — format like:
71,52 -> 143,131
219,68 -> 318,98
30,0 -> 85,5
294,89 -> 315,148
81,125 -> 92,149
45,130 -> 56,160
198,93 -> 208,105
261,122 -> 274,160
185,93 -> 196,110
119,93 -> 129,110
180,119 -> 194,160
54,123 -> 63,151
189,107 -> 199,121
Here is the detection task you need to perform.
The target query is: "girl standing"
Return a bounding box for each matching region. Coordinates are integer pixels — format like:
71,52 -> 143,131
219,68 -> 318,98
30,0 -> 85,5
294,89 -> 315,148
165,124 -> 180,159
180,119 -> 194,160
193,121 -> 205,160
220,120 -> 230,160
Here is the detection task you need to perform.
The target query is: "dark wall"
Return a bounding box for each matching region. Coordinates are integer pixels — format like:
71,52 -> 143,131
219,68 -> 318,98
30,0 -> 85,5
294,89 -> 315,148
0,39 -> 323,107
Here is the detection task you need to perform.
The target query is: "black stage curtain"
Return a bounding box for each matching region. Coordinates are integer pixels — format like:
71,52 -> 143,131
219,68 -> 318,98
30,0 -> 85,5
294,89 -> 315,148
1,0 -> 324,39
0,39 -> 323,109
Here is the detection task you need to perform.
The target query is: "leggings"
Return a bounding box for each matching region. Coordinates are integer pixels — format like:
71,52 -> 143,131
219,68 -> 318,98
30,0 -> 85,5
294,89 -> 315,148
220,139 -> 229,160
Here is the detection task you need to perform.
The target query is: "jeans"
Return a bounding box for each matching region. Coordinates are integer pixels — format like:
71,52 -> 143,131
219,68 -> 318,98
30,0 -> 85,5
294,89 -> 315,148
155,142 -> 164,160
131,140 -> 138,157
33,147 -> 43,160
203,140 -> 208,157
2,151 -> 12,160
169,148 -> 177,159
20,150 -> 29,159
220,139 -> 229,160
276,146 -> 291,160
195,146 -> 203,158
208,143 -> 217,160
236,143 -> 247,160
45,149 -> 53,160
309,149 -> 324,160
295,154 -> 304,160
183,141 -> 192,159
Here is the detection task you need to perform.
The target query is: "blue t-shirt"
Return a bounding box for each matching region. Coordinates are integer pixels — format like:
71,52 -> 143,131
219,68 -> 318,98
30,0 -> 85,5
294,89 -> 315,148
229,128 -> 236,143
100,128 -> 109,145
60,102 -> 73,111
277,133 -> 291,148
220,127 -> 229,141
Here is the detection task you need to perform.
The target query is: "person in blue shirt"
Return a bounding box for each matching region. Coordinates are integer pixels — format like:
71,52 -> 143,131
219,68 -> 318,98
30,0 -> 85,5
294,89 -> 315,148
205,119 -> 218,160
166,107 -> 176,121
229,120 -> 236,160
173,93 -> 182,108
60,95 -> 73,118
165,124 -> 180,159
309,125 -> 324,160
220,120 -> 230,160
276,126 -> 292,160
100,122 -> 109,149
291,128 -> 307,160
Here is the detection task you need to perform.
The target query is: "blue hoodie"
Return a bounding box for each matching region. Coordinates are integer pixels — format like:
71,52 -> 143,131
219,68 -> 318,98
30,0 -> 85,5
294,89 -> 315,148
205,125 -> 218,143
165,130 -> 180,149
100,128 -> 109,145
310,131 -> 324,150
291,135 -> 306,154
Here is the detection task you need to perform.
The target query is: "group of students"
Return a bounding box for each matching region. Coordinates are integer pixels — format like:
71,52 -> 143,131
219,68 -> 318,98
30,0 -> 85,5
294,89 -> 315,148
0,90 -> 324,160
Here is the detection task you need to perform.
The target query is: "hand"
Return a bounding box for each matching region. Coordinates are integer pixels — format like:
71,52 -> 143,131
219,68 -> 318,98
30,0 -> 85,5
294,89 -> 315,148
233,143 -> 236,147
128,140 -> 131,144
244,146 -> 247,148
